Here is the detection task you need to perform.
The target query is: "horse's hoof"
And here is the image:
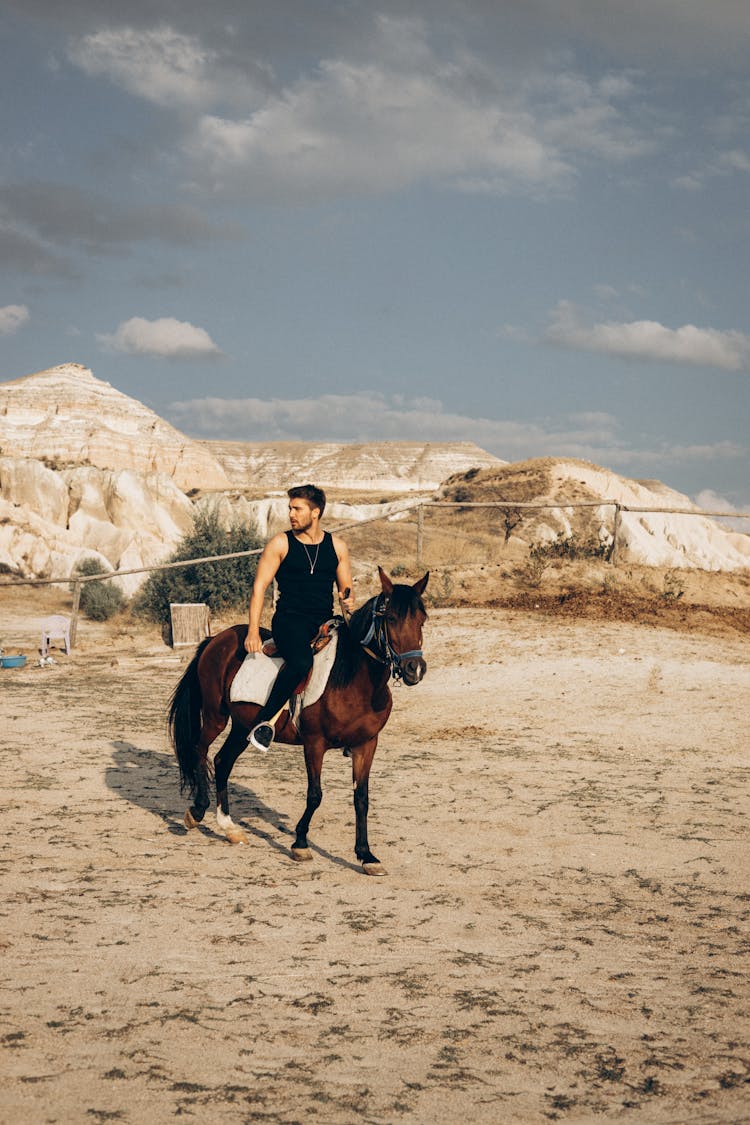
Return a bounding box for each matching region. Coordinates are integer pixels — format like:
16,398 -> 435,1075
362,862 -> 387,877
184,808 -> 199,829
226,828 -> 249,845
291,847 -> 313,862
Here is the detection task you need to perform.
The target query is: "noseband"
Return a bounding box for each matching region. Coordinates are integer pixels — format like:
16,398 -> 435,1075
359,593 -> 423,681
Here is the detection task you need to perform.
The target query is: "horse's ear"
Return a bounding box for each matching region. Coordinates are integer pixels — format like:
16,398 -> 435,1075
413,571 -> 429,596
378,566 -> 393,595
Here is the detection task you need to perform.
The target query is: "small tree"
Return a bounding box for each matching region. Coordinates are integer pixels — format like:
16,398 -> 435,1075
134,509 -> 262,627
72,558 -> 127,621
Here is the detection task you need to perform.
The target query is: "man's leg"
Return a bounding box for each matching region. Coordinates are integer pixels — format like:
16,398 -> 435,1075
249,615 -> 317,750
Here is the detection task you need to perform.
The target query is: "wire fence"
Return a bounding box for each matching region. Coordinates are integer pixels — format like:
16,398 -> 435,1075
2,498 -> 748,646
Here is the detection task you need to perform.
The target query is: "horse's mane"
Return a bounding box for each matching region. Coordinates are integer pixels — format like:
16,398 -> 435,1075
329,597 -> 373,689
329,585 -> 427,689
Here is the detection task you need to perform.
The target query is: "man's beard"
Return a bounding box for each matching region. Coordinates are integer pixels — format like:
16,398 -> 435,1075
292,513 -> 313,533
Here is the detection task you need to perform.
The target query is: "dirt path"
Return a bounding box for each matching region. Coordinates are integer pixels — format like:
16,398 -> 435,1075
1,606 -> 748,1123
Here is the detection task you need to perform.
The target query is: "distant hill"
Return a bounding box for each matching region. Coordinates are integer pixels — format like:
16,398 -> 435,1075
439,458 -> 750,571
0,363 -> 747,586
202,439 -> 502,494
0,363 -> 229,491
0,363 -> 501,585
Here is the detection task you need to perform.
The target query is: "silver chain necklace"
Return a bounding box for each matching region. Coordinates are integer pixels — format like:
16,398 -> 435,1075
301,538 -> 321,574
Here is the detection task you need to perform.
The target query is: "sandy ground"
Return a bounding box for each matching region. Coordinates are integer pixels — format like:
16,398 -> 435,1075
0,593 -> 749,1124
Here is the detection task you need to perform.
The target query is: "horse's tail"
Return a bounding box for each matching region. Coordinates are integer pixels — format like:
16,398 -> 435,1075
168,637 -> 212,797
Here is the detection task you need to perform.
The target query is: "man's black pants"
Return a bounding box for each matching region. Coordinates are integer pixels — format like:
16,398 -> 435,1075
252,611 -> 319,724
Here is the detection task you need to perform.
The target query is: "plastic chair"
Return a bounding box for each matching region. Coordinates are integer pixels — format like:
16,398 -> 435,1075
41,615 -> 71,657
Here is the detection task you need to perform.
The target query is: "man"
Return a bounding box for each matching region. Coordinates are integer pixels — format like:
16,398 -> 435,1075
245,484 -> 355,751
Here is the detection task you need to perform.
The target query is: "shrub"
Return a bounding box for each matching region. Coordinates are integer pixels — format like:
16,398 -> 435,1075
514,532 -> 610,590
531,531 -> 610,563
134,509 -> 262,626
72,557 -> 127,621
662,569 -> 685,601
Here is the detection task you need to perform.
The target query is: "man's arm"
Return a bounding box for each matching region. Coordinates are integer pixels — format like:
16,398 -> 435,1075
245,534 -> 287,653
333,535 -> 355,614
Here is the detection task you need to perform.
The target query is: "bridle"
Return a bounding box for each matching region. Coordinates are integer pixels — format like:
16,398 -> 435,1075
359,592 -> 424,681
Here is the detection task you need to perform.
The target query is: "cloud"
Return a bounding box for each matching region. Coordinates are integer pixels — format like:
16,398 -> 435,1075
693,488 -> 750,526
167,393 -> 712,463
0,223 -> 76,277
545,301 -> 750,371
0,304 -> 29,335
19,1 -> 750,68
62,15 -> 650,202
98,316 -> 222,358
673,146 -> 750,193
0,182 -> 240,256
522,0 -> 750,62
67,24 -> 270,111
166,393 -> 745,482
187,35 -> 655,201
168,391 -> 614,453
186,63 -> 570,199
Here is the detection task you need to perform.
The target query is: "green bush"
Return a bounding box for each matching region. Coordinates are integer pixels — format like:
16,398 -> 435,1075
133,508 -> 262,626
73,557 -> 127,621
531,531 -> 610,563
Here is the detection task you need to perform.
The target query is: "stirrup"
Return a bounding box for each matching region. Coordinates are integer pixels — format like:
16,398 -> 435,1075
249,722 -> 274,752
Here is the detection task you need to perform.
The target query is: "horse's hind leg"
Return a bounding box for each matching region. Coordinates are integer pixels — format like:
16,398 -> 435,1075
214,720 -> 251,845
185,713 -> 227,828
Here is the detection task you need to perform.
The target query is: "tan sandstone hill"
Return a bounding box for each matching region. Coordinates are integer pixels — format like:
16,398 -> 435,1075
201,439 -> 502,494
438,458 -> 750,571
0,363 -> 229,492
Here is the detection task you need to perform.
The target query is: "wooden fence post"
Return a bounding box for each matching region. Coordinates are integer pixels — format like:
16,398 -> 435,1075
70,581 -> 81,647
610,504 -> 622,566
416,505 -> 424,568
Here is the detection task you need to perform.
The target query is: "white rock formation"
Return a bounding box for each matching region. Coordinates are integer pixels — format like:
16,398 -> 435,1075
197,493 -> 421,542
0,457 -> 195,594
549,462 -> 750,570
1,363 -> 746,587
0,363 -> 229,491
202,439 -> 502,493
441,458 -> 750,571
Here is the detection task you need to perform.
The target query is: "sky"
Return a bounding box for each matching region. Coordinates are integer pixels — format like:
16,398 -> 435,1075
1,0 -> 749,510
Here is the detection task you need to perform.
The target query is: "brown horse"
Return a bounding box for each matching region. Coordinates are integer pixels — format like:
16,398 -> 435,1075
168,567 -> 428,875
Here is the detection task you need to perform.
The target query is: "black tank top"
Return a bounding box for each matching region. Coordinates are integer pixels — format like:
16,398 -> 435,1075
275,530 -> 339,622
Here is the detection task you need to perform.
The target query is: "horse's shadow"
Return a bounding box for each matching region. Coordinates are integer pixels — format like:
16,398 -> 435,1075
105,740 -> 361,872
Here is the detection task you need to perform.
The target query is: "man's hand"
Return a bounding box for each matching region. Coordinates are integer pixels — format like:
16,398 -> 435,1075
245,630 -> 264,654
339,587 -> 355,616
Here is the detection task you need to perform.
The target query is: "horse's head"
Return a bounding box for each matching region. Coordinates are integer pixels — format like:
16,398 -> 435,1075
373,566 -> 429,685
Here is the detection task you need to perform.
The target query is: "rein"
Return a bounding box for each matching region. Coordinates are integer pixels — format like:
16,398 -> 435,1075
359,593 -> 423,680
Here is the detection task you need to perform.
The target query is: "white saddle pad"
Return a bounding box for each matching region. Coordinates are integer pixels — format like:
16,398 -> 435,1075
229,626 -> 340,726
229,651 -> 283,707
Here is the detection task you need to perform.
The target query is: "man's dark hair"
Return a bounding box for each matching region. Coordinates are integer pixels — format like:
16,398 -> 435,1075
288,483 -> 326,517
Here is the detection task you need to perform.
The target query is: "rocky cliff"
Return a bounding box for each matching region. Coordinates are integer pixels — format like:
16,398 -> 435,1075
0,456 -> 195,594
0,363 -> 229,491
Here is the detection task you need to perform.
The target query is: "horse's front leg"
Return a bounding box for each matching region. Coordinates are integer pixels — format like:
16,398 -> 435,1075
213,720 -> 250,845
291,738 -> 325,862
350,737 -> 385,876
